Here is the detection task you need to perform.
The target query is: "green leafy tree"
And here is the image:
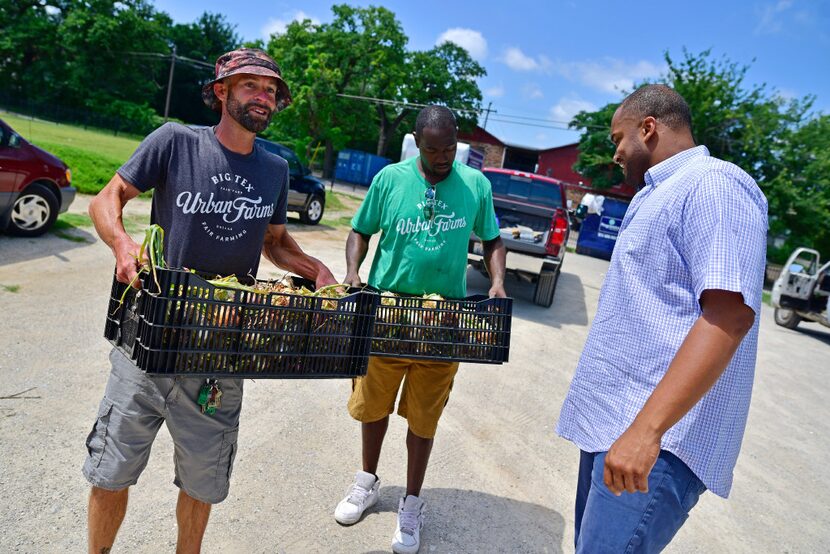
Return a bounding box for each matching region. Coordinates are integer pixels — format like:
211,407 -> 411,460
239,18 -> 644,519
266,5 -> 407,176
159,12 -> 240,124
59,0 -> 172,111
765,115 -> 830,260
0,1 -> 60,101
373,42 -> 486,157
570,103 -> 621,189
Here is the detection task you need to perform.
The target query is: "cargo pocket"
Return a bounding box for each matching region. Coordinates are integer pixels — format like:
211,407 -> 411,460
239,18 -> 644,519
85,398 -> 114,468
215,427 -> 239,486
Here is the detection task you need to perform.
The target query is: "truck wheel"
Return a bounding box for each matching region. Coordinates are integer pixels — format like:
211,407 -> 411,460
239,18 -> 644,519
533,269 -> 559,307
8,183 -> 59,237
774,307 -> 801,329
300,194 -> 324,225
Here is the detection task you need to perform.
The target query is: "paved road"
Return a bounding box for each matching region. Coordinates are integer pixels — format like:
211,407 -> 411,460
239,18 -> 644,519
0,199 -> 828,553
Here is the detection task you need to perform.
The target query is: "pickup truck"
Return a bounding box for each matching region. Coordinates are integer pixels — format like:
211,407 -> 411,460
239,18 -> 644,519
468,168 -> 570,307
771,247 -> 830,330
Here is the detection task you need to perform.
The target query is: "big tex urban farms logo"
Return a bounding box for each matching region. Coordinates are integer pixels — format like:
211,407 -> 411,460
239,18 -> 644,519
175,172 -> 274,243
396,198 -> 467,253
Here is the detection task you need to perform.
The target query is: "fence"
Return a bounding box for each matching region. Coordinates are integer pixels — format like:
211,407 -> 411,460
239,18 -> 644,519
0,92 -> 159,138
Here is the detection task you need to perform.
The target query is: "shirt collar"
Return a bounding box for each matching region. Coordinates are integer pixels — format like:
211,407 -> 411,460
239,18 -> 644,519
644,145 -> 709,188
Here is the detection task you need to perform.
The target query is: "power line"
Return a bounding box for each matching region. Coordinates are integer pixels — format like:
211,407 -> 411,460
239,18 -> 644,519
336,93 -> 496,118
336,93 -> 607,132
487,117 -> 575,131
121,50 -> 215,121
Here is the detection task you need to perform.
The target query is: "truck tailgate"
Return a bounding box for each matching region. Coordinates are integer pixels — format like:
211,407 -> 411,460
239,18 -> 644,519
498,228 -> 549,256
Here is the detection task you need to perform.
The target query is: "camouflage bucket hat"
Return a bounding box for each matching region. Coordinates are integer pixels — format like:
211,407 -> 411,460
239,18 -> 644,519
201,48 -> 292,113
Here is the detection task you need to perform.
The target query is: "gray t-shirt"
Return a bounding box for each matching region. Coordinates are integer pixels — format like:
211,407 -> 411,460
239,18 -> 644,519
118,123 -> 288,277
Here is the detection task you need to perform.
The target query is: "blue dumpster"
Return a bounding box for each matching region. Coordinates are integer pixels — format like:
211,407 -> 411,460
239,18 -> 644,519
335,149 -> 391,186
575,197 -> 629,261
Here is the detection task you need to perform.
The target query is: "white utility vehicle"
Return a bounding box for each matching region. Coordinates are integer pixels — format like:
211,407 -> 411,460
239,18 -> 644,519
771,247 -> 830,330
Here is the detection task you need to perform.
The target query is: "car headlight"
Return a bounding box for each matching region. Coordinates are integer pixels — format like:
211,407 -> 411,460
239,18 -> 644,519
65,168 -> 72,183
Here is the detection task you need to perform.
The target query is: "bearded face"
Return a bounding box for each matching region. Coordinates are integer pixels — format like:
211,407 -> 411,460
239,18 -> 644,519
225,83 -> 275,133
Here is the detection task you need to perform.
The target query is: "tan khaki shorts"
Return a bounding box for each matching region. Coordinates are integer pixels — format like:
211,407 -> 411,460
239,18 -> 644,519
348,356 -> 459,439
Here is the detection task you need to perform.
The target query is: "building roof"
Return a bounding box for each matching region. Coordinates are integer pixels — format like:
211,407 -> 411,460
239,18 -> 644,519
539,142 -> 580,153
457,126 -> 505,146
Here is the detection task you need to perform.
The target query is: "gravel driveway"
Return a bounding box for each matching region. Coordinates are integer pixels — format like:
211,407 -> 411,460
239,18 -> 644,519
0,196 -> 828,553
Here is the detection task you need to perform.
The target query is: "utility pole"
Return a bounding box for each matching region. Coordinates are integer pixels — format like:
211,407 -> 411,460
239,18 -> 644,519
163,44 -> 177,122
482,101 -> 494,129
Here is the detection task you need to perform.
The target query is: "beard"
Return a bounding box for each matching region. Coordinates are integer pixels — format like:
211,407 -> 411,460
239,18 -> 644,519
226,90 -> 273,133
622,140 -> 651,188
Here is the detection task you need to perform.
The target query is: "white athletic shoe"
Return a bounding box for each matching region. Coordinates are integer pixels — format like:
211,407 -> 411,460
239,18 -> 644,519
334,470 -> 380,525
392,495 -> 425,554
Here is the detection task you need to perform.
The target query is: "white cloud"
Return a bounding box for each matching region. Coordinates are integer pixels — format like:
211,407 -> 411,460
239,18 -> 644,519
499,47 -> 551,72
552,58 -> 664,93
755,0 -> 794,34
522,83 -> 544,100
261,11 -> 320,39
484,84 -> 505,98
436,28 -> 488,60
550,96 -> 597,124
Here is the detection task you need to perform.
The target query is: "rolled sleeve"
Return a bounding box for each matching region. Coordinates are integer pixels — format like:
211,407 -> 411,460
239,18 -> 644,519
682,172 -> 768,314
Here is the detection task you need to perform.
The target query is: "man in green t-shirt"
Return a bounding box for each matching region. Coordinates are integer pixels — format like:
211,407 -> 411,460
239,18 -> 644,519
333,106 -> 506,553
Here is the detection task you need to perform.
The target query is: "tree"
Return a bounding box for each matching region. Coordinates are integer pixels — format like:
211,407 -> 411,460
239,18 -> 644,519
373,42 -> 486,156
373,42 -> 486,157
266,5 -> 407,176
59,0 -> 172,110
570,103 -> 621,190
765,115 -> 830,260
265,4 -> 486,172
570,49 -> 822,261
0,1 -> 62,102
158,12 -> 240,124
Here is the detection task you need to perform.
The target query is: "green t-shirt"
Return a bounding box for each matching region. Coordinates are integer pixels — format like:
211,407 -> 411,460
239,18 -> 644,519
352,156 -> 499,298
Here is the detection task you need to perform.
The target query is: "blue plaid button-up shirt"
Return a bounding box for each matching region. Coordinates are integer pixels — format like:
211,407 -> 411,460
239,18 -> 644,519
556,146 -> 768,498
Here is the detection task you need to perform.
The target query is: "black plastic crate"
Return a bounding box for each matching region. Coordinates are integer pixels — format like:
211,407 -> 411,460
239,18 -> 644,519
104,268 -> 378,378
104,277 -> 142,359
370,293 -> 512,363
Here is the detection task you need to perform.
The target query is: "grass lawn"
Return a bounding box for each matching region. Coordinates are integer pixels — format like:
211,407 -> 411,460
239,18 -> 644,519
1,110 -> 141,195
1,111 -> 354,213
1,111 -> 141,160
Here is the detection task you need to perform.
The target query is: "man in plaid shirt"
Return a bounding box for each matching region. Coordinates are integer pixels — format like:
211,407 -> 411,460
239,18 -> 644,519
557,84 -> 768,553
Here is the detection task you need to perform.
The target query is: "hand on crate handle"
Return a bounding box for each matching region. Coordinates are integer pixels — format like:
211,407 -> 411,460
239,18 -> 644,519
489,284 -> 507,299
114,235 -> 145,289
343,272 -> 363,288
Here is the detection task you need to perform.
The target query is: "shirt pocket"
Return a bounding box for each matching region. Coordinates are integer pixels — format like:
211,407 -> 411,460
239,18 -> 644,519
618,217 -> 672,275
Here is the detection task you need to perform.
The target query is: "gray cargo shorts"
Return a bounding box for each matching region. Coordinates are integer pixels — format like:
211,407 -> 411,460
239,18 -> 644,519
82,349 -> 244,504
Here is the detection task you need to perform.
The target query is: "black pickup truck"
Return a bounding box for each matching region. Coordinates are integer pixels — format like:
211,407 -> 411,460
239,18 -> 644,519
468,168 -> 570,307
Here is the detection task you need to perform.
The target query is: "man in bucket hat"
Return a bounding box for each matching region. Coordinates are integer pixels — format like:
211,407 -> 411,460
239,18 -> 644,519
83,47 -> 336,553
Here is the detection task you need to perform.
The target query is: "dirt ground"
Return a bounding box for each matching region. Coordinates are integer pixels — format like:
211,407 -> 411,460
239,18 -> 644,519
0,195 -> 828,553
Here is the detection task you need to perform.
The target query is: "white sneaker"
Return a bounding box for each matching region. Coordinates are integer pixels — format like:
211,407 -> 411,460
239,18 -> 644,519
334,470 -> 380,525
392,495 -> 425,554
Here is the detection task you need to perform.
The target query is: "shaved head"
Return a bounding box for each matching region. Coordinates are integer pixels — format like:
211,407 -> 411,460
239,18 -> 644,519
415,105 -> 457,135
618,84 -> 692,132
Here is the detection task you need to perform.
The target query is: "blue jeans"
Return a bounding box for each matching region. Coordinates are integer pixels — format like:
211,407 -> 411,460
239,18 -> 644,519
575,450 -> 707,553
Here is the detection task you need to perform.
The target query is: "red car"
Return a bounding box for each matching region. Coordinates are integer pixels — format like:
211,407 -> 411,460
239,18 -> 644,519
0,118 -> 75,236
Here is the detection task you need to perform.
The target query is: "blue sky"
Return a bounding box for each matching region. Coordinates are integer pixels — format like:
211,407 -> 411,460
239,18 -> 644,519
155,0 -> 830,149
